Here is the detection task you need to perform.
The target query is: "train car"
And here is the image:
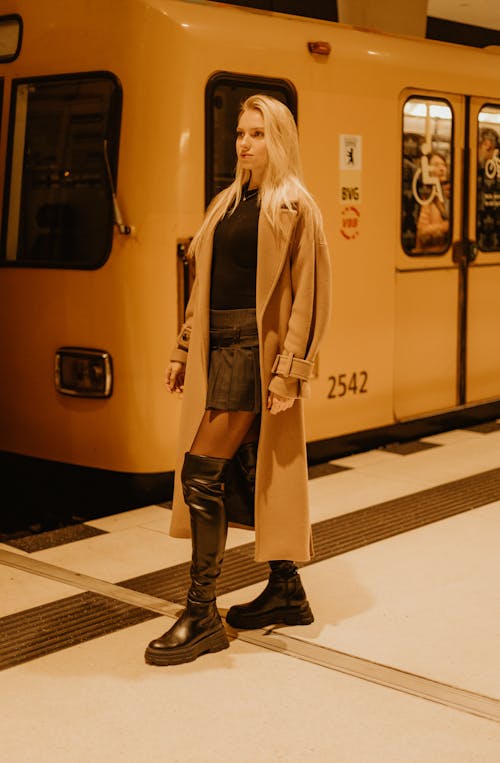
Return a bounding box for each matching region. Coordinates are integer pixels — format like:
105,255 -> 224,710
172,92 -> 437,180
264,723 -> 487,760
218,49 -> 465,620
1,0 -> 500,527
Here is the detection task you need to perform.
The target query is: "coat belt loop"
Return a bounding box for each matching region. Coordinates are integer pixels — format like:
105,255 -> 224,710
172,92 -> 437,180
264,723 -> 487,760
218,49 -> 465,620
283,352 -> 294,377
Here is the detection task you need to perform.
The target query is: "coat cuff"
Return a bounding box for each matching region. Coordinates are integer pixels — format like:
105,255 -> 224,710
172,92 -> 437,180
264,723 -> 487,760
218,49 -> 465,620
269,353 -> 315,399
268,375 -> 311,400
176,326 -> 191,352
271,353 -> 314,381
170,325 -> 191,364
170,347 -> 188,364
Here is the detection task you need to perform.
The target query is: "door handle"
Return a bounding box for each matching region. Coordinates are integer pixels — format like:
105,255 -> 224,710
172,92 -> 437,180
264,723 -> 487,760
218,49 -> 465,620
452,240 -> 478,264
467,241 -> 478,262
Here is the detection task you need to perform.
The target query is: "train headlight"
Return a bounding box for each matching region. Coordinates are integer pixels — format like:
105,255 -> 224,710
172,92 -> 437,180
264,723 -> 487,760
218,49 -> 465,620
55,348 -> 113,398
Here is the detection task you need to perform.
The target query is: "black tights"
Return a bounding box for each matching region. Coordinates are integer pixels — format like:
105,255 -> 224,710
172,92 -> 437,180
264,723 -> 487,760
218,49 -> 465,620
190,409 -> 260,459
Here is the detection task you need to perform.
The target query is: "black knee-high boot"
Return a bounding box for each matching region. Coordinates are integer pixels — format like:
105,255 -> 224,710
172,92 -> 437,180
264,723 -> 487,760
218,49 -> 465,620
225,560 -> 314,630
236,441 -> 258,496
225,440 -> 258,527
145,453 -> 230,665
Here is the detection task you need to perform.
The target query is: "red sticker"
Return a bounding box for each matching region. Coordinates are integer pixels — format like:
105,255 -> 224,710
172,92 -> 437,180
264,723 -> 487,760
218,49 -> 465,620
340,205 -> 360,239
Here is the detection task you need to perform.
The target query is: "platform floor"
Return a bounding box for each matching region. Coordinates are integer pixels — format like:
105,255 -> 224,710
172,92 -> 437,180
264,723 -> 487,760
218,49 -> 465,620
1,425 -> 500,762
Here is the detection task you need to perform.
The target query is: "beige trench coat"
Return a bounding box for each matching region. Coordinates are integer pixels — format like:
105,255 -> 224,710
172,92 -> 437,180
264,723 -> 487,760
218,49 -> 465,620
169,202 -> 331,562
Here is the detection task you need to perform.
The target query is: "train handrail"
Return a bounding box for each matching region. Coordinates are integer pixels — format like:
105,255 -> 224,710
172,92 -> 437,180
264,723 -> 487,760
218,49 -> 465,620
103,139 -> 132,235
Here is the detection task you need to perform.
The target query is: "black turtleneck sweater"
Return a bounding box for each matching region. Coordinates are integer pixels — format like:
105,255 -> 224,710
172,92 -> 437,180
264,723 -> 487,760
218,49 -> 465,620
210,192 -> 260,309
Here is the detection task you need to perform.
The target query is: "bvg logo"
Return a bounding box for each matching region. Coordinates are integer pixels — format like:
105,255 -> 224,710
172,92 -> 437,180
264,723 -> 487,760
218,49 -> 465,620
341,186 -> 360,201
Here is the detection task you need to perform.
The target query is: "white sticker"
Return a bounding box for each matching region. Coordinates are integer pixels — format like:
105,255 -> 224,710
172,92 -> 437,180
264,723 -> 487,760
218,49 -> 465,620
340,135 -> 362,171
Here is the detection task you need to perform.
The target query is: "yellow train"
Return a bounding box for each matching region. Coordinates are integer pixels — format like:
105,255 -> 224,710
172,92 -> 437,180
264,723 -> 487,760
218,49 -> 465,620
1,0 -> 499,524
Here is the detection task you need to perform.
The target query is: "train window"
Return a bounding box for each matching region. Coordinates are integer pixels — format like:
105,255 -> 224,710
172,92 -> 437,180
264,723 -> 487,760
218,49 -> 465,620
0,15 -> 22,63
1,72 -> 122,269
205,72 -> 297,205
402,96 -> 453,255
477,105 -> 500,252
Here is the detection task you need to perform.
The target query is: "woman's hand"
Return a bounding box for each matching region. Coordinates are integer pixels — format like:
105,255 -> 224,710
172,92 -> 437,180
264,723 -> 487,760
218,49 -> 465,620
267,391 -> 295,415
165,361 -> 185,393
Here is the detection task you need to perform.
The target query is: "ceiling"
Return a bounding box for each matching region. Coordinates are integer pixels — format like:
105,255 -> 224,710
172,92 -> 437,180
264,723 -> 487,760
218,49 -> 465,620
428,0 -> 500,31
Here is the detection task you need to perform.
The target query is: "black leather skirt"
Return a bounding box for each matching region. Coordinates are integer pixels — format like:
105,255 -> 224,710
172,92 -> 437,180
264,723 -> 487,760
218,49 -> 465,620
206,308 -> 261,413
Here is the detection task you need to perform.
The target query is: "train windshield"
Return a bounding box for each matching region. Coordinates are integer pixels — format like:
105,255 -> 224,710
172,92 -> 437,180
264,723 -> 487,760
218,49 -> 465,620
402,96 -> 453,256
477,105 -> 500,252
1,73 -> 121,269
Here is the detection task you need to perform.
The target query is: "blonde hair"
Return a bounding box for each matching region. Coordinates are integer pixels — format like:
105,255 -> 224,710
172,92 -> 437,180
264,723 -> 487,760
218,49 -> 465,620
189,94 -> 320,256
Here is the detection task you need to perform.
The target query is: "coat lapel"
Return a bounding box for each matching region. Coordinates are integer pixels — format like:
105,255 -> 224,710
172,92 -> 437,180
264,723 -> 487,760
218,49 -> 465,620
196,229 -> 215,380
256,209 -> 297,323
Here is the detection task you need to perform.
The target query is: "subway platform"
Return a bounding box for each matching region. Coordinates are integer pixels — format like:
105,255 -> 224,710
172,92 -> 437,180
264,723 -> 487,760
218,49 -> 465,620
1,424 -> 500,762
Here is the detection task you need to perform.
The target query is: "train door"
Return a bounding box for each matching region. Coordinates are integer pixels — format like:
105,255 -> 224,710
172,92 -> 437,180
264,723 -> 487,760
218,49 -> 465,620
466,98 -> 500,402
395,91 -> 465,419
396,91 -> 500,420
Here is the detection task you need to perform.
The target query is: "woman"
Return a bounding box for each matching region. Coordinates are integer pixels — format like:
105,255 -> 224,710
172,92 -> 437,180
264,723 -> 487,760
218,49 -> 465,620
415,152 -> 450,252
145,95 -> 331,666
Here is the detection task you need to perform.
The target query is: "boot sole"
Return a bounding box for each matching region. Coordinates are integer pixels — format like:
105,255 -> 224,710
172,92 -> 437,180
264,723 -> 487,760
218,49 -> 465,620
226,604 -> 314,630
144,627 -> 229,666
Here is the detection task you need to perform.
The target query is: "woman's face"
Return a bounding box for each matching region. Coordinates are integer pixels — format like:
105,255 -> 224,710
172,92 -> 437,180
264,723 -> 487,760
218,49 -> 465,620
236,108 -> 268,186
429,154 -> 448,181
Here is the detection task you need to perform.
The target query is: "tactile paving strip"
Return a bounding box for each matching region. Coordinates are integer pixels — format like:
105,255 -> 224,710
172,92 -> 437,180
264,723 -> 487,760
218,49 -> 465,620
466,421 -> 500,434
0,592 -> 158,669
381,440 -> 440,455
2,466 -> 500,670
5,524 -> 106,553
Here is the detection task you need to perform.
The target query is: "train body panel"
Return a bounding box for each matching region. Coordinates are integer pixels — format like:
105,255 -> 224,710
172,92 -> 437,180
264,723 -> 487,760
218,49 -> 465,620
1,0 -> 500,487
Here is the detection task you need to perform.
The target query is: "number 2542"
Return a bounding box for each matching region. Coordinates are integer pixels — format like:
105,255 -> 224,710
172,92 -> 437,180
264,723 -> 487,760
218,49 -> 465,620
328,371 -> 368,398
